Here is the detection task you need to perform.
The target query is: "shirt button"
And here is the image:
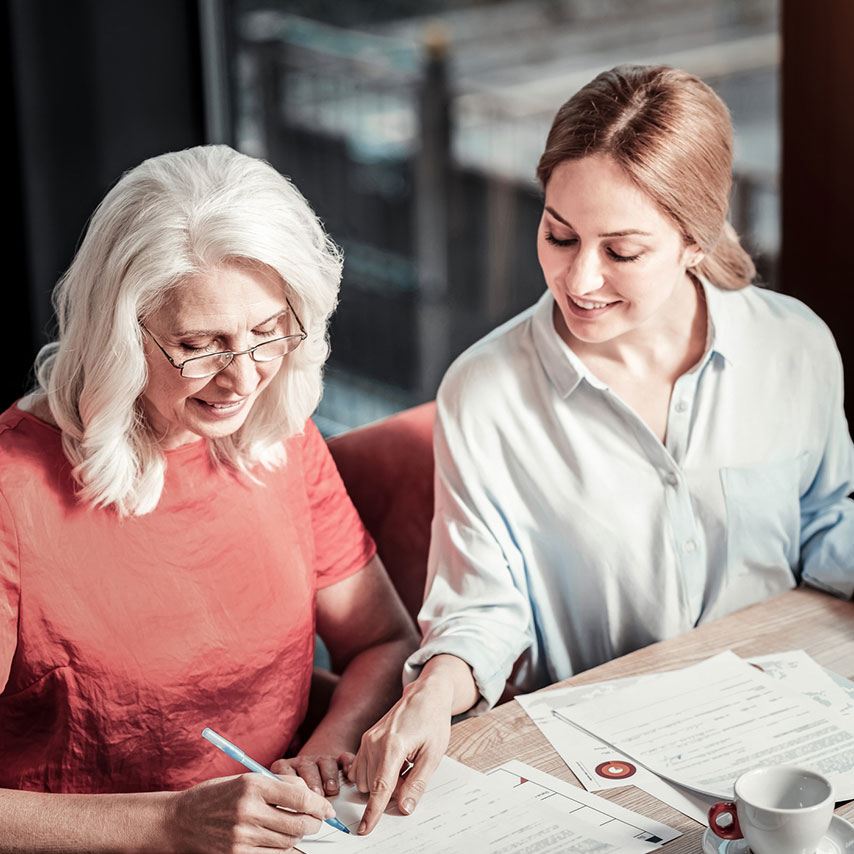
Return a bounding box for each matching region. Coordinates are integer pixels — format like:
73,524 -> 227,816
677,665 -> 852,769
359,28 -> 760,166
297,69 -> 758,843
675,400 -> 688,413
684,539 -> 697,553
664,472 -> 679,487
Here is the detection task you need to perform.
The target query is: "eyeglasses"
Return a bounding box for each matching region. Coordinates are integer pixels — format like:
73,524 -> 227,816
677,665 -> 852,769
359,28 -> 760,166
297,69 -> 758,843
141,300 -> 307,379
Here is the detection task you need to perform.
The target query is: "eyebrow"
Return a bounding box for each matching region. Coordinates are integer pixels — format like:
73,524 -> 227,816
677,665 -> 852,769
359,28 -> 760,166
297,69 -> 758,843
172,309 -> 289,338
544,206 -> 653,238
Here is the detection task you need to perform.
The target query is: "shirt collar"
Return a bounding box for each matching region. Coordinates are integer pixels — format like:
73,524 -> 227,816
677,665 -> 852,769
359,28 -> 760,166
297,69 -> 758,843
533,278 -> 738,399
532,291 -> 607,398
697,276 -> 738,366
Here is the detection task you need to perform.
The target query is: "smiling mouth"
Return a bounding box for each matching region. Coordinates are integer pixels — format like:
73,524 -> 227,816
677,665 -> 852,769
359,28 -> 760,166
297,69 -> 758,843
194,398 -> 246,412
568,295 -> 618,311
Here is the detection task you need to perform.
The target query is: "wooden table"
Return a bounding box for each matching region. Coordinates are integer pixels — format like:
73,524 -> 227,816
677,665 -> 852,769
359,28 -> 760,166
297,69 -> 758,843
447,587 -> 854,852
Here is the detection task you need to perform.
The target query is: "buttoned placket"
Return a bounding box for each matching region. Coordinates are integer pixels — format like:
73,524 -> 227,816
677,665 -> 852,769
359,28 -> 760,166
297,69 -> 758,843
664,364 -> 711,619
602,363 -> 710,621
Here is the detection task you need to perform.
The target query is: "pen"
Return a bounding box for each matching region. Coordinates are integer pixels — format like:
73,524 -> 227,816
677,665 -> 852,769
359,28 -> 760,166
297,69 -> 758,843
202,727 -> 350,834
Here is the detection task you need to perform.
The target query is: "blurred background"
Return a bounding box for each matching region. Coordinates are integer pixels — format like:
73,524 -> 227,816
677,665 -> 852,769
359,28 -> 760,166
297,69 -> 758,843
7,0 -> 853,433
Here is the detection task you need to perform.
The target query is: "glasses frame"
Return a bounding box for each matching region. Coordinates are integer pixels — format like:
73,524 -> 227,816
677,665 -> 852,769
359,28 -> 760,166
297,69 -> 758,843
141,299 -> 307,379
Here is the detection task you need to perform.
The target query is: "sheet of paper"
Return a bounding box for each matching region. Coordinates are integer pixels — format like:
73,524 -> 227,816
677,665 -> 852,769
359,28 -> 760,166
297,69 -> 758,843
517,676 -> 670,791
516,651 -> 853,820
516,683 -> 715,823
486,759 -> 681,845
556,650 -> 854,799
297,755 -> 660,854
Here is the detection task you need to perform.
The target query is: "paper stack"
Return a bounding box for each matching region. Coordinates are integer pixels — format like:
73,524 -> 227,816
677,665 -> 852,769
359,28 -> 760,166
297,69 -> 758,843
517,649 -> 854,822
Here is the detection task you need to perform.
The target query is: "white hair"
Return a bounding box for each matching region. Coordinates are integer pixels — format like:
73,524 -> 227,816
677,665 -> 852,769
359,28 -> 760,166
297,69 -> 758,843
35,145 -> 342,516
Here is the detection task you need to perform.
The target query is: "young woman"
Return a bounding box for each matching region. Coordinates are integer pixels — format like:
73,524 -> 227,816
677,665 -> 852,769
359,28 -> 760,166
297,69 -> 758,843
347,64 -> 854,834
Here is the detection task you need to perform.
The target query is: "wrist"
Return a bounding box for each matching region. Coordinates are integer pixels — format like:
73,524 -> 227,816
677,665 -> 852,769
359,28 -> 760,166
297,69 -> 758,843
147,790 -> 184,854
298,738 -> 354,758
300,718 -> 361,758
409,654 -> 476,714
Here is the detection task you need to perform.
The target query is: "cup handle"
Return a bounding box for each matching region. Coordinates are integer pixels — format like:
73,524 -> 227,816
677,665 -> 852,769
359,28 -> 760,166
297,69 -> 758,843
708,802 -> 743,840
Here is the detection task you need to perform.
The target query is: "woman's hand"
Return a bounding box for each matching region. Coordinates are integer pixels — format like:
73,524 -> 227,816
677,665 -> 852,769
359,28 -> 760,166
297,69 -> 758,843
271,754 -> 349,798
166,772 -> 336,853
347,662 -> 459,835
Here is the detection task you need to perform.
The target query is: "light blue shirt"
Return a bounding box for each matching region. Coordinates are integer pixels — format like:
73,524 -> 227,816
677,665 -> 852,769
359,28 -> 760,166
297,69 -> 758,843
405,282 -> 854,710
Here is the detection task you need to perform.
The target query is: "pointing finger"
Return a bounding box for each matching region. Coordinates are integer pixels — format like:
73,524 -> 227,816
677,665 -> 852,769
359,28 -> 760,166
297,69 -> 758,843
358,771 -> 397,835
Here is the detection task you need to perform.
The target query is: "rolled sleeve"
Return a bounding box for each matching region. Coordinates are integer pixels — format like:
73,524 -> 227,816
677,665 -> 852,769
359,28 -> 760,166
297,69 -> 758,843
403,376 -> 533,712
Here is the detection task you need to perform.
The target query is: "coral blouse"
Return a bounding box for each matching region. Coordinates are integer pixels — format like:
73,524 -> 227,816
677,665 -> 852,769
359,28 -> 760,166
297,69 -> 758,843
0,405 -> 375,793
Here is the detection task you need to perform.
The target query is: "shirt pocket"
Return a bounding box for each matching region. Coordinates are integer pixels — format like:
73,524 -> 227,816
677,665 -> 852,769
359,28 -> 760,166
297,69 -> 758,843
720,455 -> 805,579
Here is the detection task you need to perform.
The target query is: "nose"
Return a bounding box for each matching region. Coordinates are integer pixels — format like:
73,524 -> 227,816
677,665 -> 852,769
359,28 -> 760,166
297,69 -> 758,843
214,352 -> 261,396
564,246 -> 605,296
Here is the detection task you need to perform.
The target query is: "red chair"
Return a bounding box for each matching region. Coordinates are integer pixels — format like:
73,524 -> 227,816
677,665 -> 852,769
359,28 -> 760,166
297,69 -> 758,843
326,401 -> 436,627
292,402 -> 436,749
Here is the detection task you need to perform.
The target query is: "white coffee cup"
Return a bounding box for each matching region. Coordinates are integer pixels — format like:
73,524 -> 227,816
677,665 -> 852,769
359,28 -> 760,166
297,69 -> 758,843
708,765 -> 834,854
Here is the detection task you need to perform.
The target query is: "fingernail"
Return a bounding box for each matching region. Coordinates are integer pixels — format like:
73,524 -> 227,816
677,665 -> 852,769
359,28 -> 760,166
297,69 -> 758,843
402,798 -> 415,814
326,778 -> 338,789
312,785 -> 323,794
358,821 -> 367,835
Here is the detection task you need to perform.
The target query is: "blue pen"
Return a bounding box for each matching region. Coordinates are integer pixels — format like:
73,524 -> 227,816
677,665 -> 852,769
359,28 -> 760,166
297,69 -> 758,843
202,727 -> 350,834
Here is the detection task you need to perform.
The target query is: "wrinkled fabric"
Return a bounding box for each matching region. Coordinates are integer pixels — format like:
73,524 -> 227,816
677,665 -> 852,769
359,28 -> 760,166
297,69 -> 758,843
406,282 -> 854,710
0,409 -> 375,793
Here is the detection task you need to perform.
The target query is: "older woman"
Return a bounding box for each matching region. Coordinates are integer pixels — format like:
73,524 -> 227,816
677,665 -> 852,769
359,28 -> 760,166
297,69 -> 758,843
0,145 -> 417,852
348,65 -> 854,832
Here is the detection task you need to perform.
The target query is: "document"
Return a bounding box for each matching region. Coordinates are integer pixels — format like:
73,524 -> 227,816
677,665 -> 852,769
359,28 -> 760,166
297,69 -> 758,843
297,756 -> 661,853
517,649 -> 854,820
556,651 -> 854,799
486,760 -> 681,845
517,676 -> 652,790
516,680 -> 713,823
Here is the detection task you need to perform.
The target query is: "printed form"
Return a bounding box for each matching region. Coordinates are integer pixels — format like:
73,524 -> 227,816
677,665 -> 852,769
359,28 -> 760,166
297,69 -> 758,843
297,756 -> 662,854
516,680 -> 713,823
515,648 -> 854,821
556,651 -> 854,799
485,760 -> 680,845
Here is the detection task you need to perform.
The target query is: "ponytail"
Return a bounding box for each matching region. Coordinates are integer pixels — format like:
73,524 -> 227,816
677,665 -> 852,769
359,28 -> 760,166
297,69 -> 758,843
695,221 -> 755,290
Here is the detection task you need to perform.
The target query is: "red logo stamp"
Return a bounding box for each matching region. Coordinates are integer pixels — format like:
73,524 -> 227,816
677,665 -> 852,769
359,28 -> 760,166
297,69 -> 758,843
595,761 -> 637,779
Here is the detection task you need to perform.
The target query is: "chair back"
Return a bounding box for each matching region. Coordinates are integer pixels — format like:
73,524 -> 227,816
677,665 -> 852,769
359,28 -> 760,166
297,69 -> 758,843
326,401 -> 436,626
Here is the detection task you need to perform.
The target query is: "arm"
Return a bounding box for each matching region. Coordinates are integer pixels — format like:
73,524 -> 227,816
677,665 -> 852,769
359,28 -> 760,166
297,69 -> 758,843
799,345 -> 854,599
347,652 -> 477,835
0,775 -> 335,854
404,374 -> 534,710
309,555 -> 418,754
274,555 -> 418,797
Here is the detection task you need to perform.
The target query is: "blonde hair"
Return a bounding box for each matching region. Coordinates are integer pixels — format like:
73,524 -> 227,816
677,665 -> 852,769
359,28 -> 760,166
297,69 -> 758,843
537,65 -> 755,289
35,145 -> 342,515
